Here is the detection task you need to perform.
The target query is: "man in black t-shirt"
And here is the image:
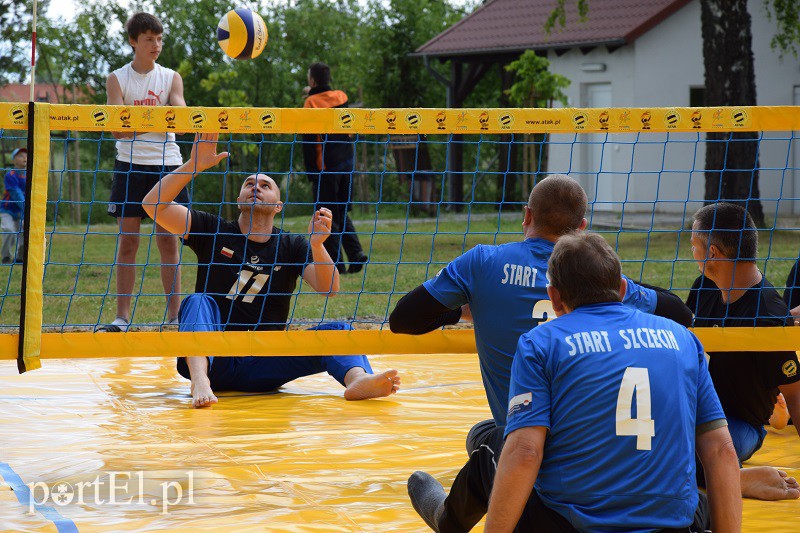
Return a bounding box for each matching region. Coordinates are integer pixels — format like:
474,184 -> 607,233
688,203 -> 800,499
142,133 -> 400,407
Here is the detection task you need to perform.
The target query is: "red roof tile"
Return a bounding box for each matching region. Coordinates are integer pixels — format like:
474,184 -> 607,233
415,0 -> 692,57
0,83 -> 86,103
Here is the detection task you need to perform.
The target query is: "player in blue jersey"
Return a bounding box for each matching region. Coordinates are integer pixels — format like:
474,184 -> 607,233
142,134 -> 400,407
408,233 -> 741,532
390,174 -> 692,451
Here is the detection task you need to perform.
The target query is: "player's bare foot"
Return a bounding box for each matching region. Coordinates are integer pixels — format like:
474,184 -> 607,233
769,393 -> 790,430
741,466 -> 800,500
344,369 -> 400,400
191,379 -> 218,408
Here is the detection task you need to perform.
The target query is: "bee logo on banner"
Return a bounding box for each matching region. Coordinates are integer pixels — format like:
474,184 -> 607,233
190,109 -> 207,129
640,111 -> 652,130
338,110 -> 355,129
479,111 -> 490,131
572,112 -> 588,130
9,105 -> 26,126
664,109 -> 680,129
731,108 -> 748,128
259,111 -> 276,130
405,111 -> 421,130
386,111 -> 397,131
499,112 -> 514,130
436,111 -> 447,131
165,110 -> 177,130
218,110 -> 229,130
119,108 -> 132,129
91,108 -> 108,127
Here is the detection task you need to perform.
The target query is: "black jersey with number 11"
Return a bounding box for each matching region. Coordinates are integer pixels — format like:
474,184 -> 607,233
184,210 -> 312,331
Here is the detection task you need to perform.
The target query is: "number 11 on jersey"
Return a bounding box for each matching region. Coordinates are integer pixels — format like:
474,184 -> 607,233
226,270 -> 270,303
615,367 -> 655,450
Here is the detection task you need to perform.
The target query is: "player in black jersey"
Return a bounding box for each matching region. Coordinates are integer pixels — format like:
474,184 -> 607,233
688,202 -> 800,500
143,134 -> 400,407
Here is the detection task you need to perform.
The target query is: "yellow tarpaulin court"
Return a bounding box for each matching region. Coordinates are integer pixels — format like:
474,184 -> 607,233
1,354 -> 798,532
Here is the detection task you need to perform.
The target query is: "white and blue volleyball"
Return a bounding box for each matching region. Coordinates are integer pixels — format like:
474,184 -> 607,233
217,8 -> 268,60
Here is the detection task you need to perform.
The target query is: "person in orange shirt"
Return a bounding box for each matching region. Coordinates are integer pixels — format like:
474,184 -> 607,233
302,62 -> 367,274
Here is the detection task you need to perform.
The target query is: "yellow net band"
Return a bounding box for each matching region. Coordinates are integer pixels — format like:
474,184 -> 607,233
0,328 -> 797,360
2,103 -> 798,134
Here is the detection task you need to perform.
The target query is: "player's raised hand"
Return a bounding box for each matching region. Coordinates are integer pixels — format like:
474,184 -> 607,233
189,133 -> 230,173
308,208 -> 333,246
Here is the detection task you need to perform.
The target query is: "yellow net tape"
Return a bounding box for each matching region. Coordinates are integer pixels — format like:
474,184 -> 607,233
18,103 -> 49,371
2,103 -> 799,134
2,102 -> 799,362
0,328 -> 798,360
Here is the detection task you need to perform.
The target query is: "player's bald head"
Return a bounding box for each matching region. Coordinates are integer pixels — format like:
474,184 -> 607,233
527,174 -> 587,237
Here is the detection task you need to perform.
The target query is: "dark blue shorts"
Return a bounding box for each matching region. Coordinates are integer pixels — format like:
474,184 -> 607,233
108,160 -> 189,219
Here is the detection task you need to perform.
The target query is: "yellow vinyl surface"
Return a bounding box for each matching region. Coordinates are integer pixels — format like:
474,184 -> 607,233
1,354 -> 798,532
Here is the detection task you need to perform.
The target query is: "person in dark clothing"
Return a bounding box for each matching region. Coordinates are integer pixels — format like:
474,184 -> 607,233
302,62 -> 367,274
142,133 -> 399,408
687,202 -> 800,501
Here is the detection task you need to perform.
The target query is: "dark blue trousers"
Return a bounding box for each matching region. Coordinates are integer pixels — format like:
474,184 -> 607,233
176,294 -> 372,392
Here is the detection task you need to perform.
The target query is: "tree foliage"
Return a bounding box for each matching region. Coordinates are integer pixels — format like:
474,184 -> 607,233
505,51 -> 569,108
764,0 -> 800,56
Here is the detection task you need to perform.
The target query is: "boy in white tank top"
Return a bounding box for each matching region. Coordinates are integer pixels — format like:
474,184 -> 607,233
99,12 -> 188,332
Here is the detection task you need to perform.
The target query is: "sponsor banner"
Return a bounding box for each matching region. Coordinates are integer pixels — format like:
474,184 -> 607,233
1,103 -> 798,133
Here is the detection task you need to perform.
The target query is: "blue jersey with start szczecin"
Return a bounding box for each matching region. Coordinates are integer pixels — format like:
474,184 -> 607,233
505,302 -> 724,532
423,238 -> 657,424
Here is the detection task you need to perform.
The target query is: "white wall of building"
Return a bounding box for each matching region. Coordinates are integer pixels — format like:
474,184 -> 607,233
543,0 -> 800,218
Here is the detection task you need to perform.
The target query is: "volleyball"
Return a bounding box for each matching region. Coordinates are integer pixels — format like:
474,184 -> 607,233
217,8 -> 268,60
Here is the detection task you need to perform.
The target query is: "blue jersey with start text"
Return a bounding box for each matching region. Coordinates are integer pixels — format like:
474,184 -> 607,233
423,239 -> 657,424
506,303 -> 724,532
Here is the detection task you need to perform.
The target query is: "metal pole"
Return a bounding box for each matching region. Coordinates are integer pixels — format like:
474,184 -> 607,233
29,0 -> 38,102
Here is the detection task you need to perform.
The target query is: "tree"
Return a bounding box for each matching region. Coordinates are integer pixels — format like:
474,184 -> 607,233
700,0 -> 764,226
548,0 -> 800,227
505,51 -> 570,194
0,0 -> 52,84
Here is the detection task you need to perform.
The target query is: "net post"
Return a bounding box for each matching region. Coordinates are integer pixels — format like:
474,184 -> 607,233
17,102 -> 49,373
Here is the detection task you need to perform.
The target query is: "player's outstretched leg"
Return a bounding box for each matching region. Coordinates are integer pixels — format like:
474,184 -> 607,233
343,368 -> 400,400
741,466 -> 800,500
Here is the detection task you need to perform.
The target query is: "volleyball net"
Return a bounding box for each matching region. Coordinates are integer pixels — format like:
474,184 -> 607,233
2,103 -> 800,370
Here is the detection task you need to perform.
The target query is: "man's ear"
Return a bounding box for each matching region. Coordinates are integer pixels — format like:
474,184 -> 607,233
523,206 -> 533,227
579,218 -> 588,230
547,285 -> 568,317
275,201 -> 283,213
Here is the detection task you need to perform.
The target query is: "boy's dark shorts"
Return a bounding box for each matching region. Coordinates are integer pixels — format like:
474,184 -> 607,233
108,160 -> 190,219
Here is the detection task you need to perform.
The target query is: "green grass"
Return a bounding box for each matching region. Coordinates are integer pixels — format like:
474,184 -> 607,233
1,214 -> 798,329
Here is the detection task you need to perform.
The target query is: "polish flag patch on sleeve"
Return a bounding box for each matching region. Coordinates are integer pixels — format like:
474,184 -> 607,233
220,247 -> 234,258
507,392 -> 532,418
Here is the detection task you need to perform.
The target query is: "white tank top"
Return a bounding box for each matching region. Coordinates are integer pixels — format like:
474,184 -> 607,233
113,63 -> 183,166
